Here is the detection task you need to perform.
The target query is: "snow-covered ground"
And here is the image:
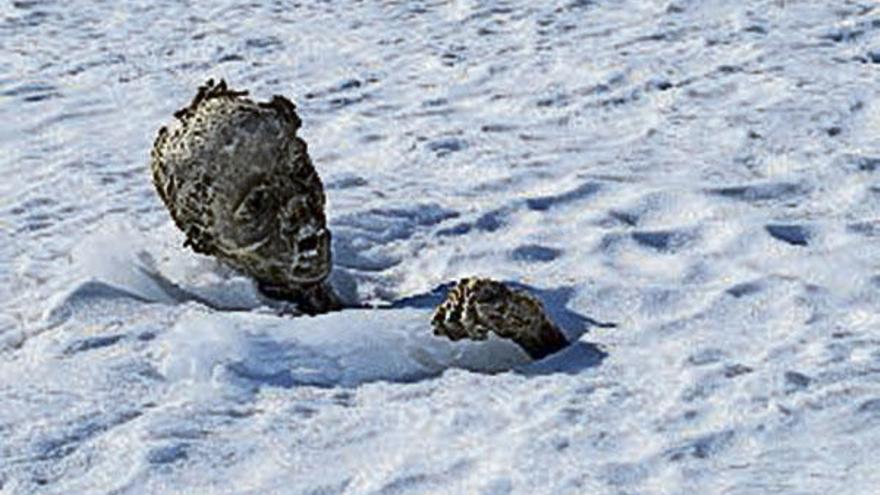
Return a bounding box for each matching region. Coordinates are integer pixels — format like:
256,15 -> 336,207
3,0 -> 880,493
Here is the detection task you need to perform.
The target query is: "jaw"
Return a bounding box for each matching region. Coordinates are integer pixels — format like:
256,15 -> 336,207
281,224 -> 332,285
212,213 -> 332,288
213,237 -> 330,288
266,233 -> 332,286
283,258 -> 331,285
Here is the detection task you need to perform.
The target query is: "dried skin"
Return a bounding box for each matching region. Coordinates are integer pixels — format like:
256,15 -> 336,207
150,79 -> 337,312
432,278 -> 569,359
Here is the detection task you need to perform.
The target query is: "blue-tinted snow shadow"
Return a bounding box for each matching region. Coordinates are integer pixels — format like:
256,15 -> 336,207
390,281 -> 614,375
517,341 -> 608,376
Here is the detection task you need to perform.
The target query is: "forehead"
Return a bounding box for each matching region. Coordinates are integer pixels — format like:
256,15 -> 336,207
186,105 -> 296,200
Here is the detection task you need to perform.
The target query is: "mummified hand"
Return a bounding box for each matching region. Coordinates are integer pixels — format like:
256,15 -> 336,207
432,278 -> 569,359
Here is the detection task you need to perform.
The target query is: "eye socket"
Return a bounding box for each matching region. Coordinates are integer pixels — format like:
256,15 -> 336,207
246,189 -> 265,211
234,185 -> 275,223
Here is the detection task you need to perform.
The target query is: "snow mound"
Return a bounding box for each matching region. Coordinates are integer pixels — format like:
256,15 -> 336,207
158,307 -> 531,388
55,218 -> 544,387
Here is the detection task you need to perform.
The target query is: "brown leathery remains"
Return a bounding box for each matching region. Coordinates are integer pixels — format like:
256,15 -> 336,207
150,79 -> 338,313
431,277 -> 570,359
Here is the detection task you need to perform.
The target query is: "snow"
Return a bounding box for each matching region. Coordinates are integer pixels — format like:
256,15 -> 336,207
4,0 -> 880,493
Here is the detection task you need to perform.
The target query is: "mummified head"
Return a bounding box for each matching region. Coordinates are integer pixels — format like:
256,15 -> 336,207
150,79 -> 331,288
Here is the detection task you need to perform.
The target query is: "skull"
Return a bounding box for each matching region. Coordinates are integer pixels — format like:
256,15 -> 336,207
150,80 -> 332,289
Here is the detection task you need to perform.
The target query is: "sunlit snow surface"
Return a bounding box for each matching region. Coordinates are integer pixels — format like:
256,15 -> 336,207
3,0 -> 880,493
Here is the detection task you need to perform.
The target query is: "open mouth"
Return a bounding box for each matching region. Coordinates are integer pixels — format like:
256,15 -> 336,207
287,229 -> 331,283
297,234 -> 320,253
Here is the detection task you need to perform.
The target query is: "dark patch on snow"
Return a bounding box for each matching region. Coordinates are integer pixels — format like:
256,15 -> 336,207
724,364 -> 754,378
744,25 -> 768,35
332,391 -> 355,408
63,334 -> 125,355
851,155 -> 880,172
597,232 -> 626,253
631,230 -> 693,253
726,281 -> 764,298
821,27 -> 867,43
480,123 -> 517,133
147,443 -> 189,465
784,371 -> 812,392
510,244 -> 561,263
520,341 -> 607,376
681,380 -> 721,403
563,0 -> 595,10
436,222 -> 473,237
666,3 -> 686,14
327,94 -> 369,110
707,182 -> 807,203
440,50 -> 465,67
599,90 -> 641,108
687,348 -> 726,366
436,209 -> 507,237
244,36 -> 282,50
427,138 -> 467,156
600,210 -> 639,227
666,430 -> 735,462
648,79 -> 673,91
0,81 -> 60,102
716,64 -> 743,74
326,176 -> 369,189
525,181 -> 601,211
217,53 -> 244,64
475,209 -> 507,232
858,398 -> 880,415
422,97 -> 448,107
536,93 -> 570,108
765,224 -> 811,246
305,78 -> 371,101
8,196 -> 57,215
847,221 -> 880,237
